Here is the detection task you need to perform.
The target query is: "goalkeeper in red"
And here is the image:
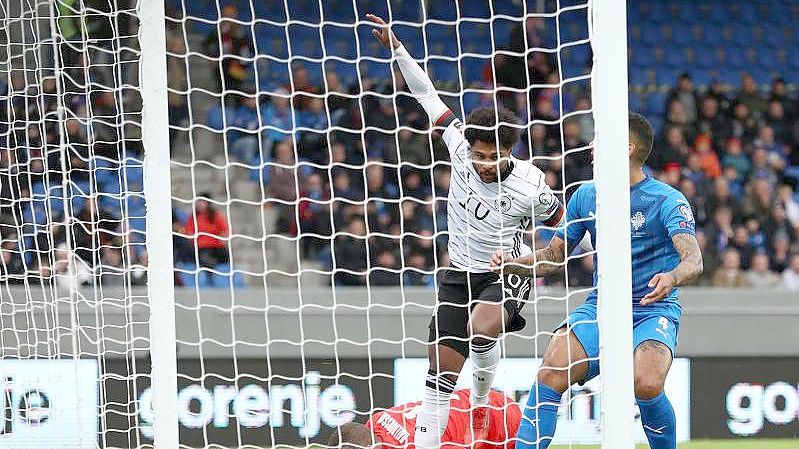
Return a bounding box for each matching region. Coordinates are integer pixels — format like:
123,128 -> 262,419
491,113 -> 704,449
367,14 -> 564,449
328,389 -> 521,449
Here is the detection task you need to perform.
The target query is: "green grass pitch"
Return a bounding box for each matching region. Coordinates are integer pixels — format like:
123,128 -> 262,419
274,441 -> 797,449
550,441 -> 797,449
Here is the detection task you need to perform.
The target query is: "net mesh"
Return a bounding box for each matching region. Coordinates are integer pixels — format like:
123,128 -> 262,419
0,0 -> 629,447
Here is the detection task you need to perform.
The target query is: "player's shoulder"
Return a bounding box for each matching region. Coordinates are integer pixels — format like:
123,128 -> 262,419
570,181 -> 596,202
510,160 -> 547,188
641,177 -> 688,204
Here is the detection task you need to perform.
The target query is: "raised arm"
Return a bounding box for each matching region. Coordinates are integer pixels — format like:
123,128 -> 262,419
366,14 -> 452,126
641,233 -> 704,305
490,236 -> 570,278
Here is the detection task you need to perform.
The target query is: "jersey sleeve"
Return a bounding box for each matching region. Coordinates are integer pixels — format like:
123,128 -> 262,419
660,190 -> 696,237
532,182 -> 564,227
554,186 -> 588,246
441,117 -> 468,158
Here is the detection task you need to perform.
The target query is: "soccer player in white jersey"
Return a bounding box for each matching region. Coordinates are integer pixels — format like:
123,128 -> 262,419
368,14 -> 564,449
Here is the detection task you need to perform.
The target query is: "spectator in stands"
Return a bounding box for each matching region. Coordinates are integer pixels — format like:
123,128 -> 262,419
96,247 -> 125,286
664,100 -> 695,142
185,194 -> 229,268
778,185 -> 799,230
746,252 -> 781,289
692,133 -> 721,179
735,73 -> 767,117
720,137 -> 750,180
711,247 -> 749,287
765,204 -> 796,246
730,226 -> 754,270
72,197 -> 119,267
172,210 -> 193,265
398,128 -> 430,166
765,101 -> 790,144
729,103 -> 759,146
369,249 -> 400,286
333,217 -> 367,286
749,147 -> 781,186
261,89 -> 296,156
754,126 -> 788,168
696,96 -> 727,148
263,139 -> 298,234
298,172 -> 331,259
781,254 -> 799,291
204,5 -> 254,92
650,126 -> 688,171
666,73 -> 698,124
52,242 -> 93,292
771,234 -> 793,273
403,252 -> 434,287
0,235 -> 25,284
740,178 -> 774,225
296,97 -> 329,164
769,77 -> 794,118
231,93 -> 261,163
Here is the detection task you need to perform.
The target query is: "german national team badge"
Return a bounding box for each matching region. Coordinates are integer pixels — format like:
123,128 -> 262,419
497,195 -> 512,212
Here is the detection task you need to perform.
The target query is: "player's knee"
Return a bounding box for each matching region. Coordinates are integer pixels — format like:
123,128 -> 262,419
634,374 -> 664,400
536,366 -> 569,393
467,322 -> 499,341
469,335 -> 496,351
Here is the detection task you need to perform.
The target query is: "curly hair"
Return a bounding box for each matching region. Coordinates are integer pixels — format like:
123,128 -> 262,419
463,106 -> 521,150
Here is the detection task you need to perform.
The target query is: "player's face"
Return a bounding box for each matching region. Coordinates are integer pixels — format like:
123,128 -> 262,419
470,141 -> 509,183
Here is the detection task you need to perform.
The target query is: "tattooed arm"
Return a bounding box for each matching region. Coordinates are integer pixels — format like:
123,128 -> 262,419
641,233 -> 704,305
489,236 -> 570,277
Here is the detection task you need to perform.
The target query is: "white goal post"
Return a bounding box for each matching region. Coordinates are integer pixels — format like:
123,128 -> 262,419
0,0 -> 636,447
589,1 -> 636,448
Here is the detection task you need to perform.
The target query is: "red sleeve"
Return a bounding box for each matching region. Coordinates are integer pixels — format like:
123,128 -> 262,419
216,211 -> 229,237
185,215 -> 196,237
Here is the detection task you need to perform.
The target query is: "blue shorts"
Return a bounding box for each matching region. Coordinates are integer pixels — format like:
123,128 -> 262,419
556,302 -> 680,383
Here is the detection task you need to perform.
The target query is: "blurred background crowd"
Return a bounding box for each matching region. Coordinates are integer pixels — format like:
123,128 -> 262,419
1,0 -> 798,291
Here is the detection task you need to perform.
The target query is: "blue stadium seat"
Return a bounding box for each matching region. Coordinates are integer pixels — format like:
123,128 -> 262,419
207,105 -> 235,131
671,23 -> 691,45
628,69 -> 650,87
693,45 -> 715,69
210,263 -> 246,288
645,92 -> 667,117
689,69 -> 712,88
253,0 -> 286,21
460,57 -> 487,84
628,93 -> 642,113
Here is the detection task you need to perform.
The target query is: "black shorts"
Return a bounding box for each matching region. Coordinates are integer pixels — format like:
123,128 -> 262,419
428,268 -> 531,358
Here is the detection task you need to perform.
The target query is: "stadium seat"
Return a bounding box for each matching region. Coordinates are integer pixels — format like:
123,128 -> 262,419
645,92 -> 667,117
210,263 -> 247,288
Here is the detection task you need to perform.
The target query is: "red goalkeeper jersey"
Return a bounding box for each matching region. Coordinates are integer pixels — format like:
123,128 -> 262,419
366,389 -> 521,449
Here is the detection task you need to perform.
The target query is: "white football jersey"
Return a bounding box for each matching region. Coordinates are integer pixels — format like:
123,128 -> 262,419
442,117 -> 563,272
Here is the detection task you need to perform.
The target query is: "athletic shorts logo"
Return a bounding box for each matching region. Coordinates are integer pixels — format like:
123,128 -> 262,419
538,192 -> 553,206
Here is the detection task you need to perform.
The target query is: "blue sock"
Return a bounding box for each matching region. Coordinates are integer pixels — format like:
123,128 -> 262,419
637,392 -> 676,449
516,383 -> 561,449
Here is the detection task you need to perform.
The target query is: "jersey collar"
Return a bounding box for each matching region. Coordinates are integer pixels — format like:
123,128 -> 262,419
498,159 -> 515,182
631,174 -> 650,191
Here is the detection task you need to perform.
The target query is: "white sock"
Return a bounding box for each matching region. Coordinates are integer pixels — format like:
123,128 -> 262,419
470,341 -> 500,406
414,370 -> 455,449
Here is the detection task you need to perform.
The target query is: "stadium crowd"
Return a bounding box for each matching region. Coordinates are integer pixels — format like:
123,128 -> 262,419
1,6 -> 798,292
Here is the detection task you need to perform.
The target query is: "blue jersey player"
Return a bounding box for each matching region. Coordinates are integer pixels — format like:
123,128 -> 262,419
490,113 -> 703,449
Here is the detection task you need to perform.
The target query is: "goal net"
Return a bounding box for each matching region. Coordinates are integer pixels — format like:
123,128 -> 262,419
0,0 -> 670,447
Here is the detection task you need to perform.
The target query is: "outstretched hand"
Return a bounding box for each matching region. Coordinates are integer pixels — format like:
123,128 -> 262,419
366,14 -> 400,50
641,272 -> 677,305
